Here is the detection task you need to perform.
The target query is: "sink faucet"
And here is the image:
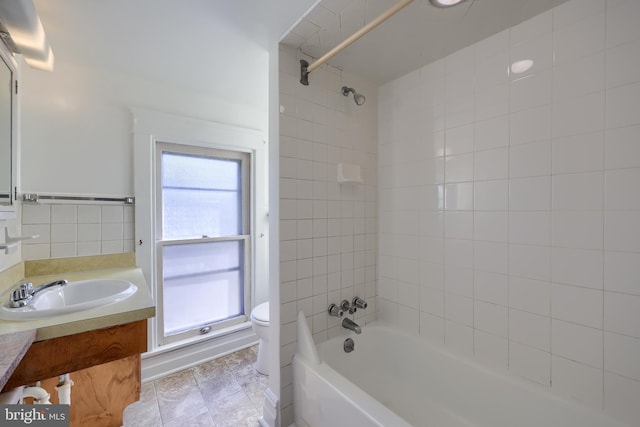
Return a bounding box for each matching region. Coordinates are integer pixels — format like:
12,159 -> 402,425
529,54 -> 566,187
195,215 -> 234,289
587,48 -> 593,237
10,279 -> 68,308
342,317 -> 362,334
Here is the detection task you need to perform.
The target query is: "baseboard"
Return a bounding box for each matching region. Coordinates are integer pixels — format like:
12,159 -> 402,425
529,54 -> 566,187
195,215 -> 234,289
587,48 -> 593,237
259,387 -> 279,427
141,326 -> 258,381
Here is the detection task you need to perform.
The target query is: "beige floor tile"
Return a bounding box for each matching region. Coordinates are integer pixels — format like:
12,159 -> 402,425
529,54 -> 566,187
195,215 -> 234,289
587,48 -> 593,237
122,345 -> 265,426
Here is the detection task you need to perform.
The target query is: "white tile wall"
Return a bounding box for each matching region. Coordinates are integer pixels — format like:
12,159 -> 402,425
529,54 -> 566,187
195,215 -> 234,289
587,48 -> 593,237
279,46 -> 378,426
378,0 -> 640,424
21,203 -> 135,260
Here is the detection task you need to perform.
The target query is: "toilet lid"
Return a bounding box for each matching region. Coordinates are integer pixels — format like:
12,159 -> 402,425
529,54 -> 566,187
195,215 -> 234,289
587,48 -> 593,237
252,302 -> 269,322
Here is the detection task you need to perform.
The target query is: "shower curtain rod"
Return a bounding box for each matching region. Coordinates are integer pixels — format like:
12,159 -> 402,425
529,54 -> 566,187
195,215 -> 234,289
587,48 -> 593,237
300,0 -> 414,85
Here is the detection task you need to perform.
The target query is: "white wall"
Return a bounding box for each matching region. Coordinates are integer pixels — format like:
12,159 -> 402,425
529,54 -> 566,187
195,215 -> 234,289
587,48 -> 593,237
278,46 -> 378,425
19,0 -> 270,197
378,0 -> 640,425
0,0 -> 270,270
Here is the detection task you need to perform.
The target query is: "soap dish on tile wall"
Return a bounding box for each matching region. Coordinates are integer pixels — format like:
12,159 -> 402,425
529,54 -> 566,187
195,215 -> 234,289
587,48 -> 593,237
338,163 -> 363,184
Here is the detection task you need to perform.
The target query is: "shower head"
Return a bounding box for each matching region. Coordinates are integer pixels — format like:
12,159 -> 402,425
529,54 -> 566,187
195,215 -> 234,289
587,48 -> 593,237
342,86 -> 366,106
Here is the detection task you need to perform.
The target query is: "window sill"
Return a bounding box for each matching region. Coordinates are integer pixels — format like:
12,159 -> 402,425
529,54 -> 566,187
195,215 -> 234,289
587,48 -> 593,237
145,320 -> 253,358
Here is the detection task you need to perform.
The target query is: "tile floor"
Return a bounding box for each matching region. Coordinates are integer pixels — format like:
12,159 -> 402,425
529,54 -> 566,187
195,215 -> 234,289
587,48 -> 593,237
122,345 -> 267,427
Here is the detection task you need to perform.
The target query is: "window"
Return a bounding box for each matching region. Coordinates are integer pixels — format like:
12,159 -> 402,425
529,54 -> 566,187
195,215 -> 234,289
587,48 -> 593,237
156,143 -> 251,344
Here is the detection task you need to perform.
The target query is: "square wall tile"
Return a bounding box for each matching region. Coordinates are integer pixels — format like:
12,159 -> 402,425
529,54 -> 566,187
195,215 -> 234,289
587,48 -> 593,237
474,115 -> 509,151
509,341 -> 551,386
51,243 -> 76,258
552,51 -> 604,102
475,271 -> 509,306
553,12 -> 605,65
552,319 -> 603,368
509,141 -> 551,178
509,212 -> 550,246
77,205 -> 101,223
551,211 -> 603,250
510,70 -> 552,113
51,224 -> 76,244
77,241 -> 101,257
51,205 -> 77,224
552,91 -> 605,138
509,277 -> 550,316
552,131 -> 604,174
605,332 -> 640,381
606,0 -> 640,48
605,125 -> 640,169
605,168 -> 640,210
606,38 -> 640,89
509,176 -> 551,211
474,148 -> 509,181
551,283 -> 603,328
606,82 -> 640,129
22,204 -> 50,224
22,225 -> 50,244
474,241 -> 508,274
474,300 -> 508,337
474,211 -> 508,242
445,153 -> 474,182
475,180 -> 508,211
475,83 -> 509,121
604,211 -> 640,252
552,172 -> 603,211
604,292 -> 640,339
604,251 -> 640,295
551,247 -> 603,290
101,206 -> 124,223
509,244 -> 551,282
510,308 -> 550,350
510,105 -> 552,146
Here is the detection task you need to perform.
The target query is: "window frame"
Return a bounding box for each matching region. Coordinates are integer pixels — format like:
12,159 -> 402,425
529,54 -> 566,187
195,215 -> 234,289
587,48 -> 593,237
133,108 -> 269,357
155,143 -> 252,345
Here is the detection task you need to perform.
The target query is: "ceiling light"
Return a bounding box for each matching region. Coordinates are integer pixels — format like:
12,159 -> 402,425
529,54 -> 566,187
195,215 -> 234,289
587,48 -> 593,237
429,0 -> 466,8
0,0 -> 54,71
510,59 -> 534,75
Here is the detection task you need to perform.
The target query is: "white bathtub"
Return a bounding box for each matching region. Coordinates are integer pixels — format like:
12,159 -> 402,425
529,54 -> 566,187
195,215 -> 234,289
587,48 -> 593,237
293,311 -> 628,427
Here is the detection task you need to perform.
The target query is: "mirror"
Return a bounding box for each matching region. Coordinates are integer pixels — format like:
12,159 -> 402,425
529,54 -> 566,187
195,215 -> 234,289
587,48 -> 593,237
0,41 -> 16,212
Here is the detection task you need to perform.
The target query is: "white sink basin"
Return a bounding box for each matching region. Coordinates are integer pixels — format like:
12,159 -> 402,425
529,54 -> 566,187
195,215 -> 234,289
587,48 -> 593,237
0,279 -> 137,321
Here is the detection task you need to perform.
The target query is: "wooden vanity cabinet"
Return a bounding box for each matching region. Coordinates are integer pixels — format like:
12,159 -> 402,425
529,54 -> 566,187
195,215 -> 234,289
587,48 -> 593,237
3,320 -> 147,427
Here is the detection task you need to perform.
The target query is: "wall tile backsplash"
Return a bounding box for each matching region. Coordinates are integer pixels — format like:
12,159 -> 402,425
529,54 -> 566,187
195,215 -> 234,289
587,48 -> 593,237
378,0 -> 640,425
22,203 -> 135,260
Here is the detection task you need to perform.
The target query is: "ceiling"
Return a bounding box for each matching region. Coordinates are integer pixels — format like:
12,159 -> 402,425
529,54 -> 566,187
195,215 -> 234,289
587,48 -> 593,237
281,0 -> 570,84
25,0 -> 571,99
28,0 -> 317,107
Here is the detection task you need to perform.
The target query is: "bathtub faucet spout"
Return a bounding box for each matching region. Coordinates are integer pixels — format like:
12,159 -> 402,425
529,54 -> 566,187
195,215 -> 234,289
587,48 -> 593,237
342,317 -> 362,334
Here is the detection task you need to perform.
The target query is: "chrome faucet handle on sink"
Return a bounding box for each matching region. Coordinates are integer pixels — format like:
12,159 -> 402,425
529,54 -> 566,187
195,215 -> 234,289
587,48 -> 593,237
9,279 -> 68,308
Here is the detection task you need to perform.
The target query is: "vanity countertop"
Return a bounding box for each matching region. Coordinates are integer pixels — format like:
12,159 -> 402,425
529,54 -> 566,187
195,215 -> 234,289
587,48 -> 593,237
0,267 -> 155,341
0,329 -> 36,391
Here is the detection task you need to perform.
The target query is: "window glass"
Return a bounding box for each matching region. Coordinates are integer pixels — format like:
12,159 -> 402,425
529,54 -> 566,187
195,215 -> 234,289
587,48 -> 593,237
161,152 -> 242,239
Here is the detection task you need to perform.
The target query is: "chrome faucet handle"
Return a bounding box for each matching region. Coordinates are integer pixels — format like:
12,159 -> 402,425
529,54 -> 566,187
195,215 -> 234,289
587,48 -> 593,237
328,304 -> 344,317
352,296 -> 368,310
10,283 -> 34,307
341,299 -> 357,314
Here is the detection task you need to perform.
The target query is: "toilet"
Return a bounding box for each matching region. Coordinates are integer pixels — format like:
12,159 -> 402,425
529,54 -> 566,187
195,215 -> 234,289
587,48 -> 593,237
250,301 -> 270,375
